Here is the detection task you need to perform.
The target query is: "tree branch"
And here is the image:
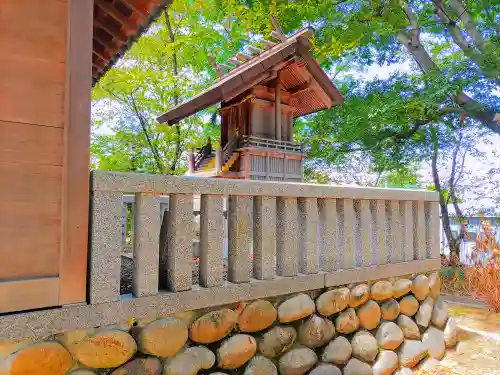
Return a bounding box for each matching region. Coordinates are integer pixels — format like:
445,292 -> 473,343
395,11 -> 500,134
399,0 -> 420,46
440,106 -> 466,114
128,93 -> 165,173
448,0 -> 485,52
432,0 -> 499,85
164,7 -> 182,173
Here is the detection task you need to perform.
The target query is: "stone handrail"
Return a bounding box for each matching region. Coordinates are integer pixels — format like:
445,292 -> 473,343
89,171 -> 441,305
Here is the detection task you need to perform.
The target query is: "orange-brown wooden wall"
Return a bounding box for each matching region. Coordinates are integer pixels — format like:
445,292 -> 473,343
0,0 -> 93,313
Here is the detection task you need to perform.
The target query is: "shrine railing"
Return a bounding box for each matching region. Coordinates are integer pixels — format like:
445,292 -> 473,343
194,144 -> 214,169
239,135 -> 303,153
89,171 -> 441,305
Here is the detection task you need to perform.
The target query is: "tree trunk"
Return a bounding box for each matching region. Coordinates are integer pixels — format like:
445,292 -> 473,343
447,130 -> 467,260
430,129 -> 461,264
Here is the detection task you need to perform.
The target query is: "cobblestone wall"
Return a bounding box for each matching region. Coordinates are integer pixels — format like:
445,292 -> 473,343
0,272 -> 459,375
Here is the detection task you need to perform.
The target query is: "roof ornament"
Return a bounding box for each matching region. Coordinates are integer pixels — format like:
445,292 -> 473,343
208,56 -> 223,78
210,16 -> 287,78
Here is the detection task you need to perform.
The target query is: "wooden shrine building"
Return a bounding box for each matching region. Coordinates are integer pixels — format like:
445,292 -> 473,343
157,28 -> 344,182
0,0 -> 172,313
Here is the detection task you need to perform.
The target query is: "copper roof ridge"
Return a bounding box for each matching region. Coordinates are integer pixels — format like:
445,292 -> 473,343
156,28 -> 315,124
214,27 -> 314,82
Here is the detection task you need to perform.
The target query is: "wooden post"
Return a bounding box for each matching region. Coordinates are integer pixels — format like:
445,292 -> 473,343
60,0 -> 94,305
275,72 -> 282,141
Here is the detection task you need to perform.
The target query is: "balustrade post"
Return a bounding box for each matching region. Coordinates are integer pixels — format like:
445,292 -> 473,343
132,193 -> 160,297
388,200 -> 403,263
318,198 -> 338,271
276,197 -> 298,276
373,200 -> 388,265
356,200 -> 372,267
215,147 -> 222,175
426,202 -> 440,259
253,196 -> 276,279
414,201 -> 427,260
298,198 -> 318,274
188,149 -> 195,174
401,201 -> 414,262
160,194 -> 193,292
339,199 -> 355,269
89,191 -> 123,304
199,195 -> 225,287
228,195 -> 252,283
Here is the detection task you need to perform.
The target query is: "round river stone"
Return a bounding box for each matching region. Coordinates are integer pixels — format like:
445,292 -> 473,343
278,294 -> 315,323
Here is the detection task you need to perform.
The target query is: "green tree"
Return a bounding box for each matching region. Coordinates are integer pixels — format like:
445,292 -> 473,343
92,0 -> 247,174
234,0 -> 499,134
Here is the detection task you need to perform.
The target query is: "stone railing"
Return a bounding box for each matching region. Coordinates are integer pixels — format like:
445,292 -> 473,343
90,171 -> 441,305
0,170 -> 442,340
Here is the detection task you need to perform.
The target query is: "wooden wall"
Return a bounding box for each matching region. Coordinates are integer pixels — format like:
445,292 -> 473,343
0,0 -> 93,313
249,100 -> 293,141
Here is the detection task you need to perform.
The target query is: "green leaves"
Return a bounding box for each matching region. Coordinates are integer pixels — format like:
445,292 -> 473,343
91,0 -> 499,187
92,0 -> 245,174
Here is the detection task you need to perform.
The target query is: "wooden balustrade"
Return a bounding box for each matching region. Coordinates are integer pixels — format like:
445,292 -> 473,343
240,135 -> 303,153
89,171 -> 441,305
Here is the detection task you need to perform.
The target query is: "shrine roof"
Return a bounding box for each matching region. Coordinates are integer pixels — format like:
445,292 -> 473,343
157,28 -> 344,125
92,0 -> 173,85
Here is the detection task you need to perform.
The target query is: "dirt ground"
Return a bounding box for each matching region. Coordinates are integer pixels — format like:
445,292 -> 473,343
439,303 -> 500,375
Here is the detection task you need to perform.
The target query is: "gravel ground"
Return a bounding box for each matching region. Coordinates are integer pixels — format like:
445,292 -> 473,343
120,256 -> 232,294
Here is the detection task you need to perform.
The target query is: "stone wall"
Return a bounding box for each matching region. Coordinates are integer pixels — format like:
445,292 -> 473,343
0,272 -> 459,375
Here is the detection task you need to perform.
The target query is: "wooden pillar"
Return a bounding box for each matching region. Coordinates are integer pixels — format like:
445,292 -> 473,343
0,0 -> 93,313
60,0 -> 93,305
275,72 -> 282,141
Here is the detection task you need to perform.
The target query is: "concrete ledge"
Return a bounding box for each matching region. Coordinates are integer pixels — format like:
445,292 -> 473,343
0,274 -> 323,340
324,259 -> 441,287
0,260 -> 439,340
442,294 -> 488,309
92,171 -> 439,202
